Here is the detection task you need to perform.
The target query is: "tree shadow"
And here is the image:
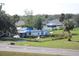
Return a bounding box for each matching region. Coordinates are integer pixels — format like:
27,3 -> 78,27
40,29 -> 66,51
70,40 -> 79,43
52,37 -> 64,41
72,33 -> 79,36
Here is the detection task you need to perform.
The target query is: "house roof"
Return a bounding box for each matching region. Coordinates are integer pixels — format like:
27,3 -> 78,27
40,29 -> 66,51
15,20 -> 25,26
47,19 -> 62,27
17,28 -> 31,33
17,27 -> 33,33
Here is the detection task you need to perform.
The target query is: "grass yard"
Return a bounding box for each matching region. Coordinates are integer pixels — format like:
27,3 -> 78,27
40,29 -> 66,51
16,28 -> 79,50
0,51 -> 60,56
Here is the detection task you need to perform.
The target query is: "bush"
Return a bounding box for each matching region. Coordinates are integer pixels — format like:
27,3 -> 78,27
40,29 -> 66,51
10,42 -> 15,45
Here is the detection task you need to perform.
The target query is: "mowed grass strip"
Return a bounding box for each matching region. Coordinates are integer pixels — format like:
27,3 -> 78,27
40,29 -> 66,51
0,51 -> 61,56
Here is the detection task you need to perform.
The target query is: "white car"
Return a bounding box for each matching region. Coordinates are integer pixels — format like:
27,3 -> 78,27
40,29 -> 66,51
13,35 -> 20,38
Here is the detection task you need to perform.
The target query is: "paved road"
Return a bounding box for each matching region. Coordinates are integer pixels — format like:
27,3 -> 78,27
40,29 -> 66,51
0,45 -> 79,56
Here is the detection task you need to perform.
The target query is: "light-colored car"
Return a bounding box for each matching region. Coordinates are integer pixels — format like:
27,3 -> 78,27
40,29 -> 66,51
13,35 -> 20,38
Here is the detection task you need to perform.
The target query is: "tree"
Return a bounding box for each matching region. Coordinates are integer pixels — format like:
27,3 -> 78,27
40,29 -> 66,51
59,13 -> 65,22
24,9 -> 34,27
65,14 -> 73,19
11,14 -> 20,24
34,17 -> 43,30
0,13 -> 17,36
0,4 -> 17,37
73,15 -> 79,27
59,13 -> 74,41
0,3 -> 5,11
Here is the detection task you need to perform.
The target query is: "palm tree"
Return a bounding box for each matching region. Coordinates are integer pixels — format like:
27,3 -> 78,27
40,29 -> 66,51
59,13 -> 74,41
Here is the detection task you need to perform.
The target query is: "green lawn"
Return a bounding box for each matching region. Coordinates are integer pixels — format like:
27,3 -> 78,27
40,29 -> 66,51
16,28 -> 79,50
0,51 -> 60,56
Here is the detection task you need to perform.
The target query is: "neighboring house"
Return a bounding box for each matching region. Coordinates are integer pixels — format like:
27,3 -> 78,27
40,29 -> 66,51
47,19 -> 62,27
15,20 -> 25,26
42,19 -> 63,30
